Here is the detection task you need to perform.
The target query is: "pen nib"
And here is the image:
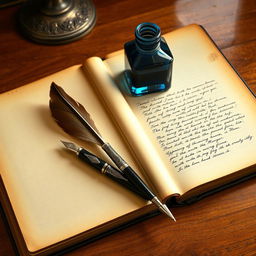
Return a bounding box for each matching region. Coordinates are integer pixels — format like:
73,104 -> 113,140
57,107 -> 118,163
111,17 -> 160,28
151,197 -> 176,222
60,140 -> 80,153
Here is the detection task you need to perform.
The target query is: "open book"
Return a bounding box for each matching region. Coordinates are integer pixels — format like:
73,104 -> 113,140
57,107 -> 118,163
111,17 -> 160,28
0,24 -> 255,256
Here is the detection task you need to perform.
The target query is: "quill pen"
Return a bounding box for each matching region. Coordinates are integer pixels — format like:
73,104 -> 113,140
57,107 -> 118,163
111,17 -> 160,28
49,82 -> 175,221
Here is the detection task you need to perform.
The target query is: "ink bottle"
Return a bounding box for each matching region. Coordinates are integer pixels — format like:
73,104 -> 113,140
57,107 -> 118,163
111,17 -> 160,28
124,22 -> 173,96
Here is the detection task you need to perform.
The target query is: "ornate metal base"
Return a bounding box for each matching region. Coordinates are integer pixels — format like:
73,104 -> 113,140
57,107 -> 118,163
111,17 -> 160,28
18,0 -> 96,45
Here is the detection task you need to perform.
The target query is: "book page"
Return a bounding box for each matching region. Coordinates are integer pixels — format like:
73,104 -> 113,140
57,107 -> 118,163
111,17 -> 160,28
0,66 -> 150,253
92,25 -> 256,197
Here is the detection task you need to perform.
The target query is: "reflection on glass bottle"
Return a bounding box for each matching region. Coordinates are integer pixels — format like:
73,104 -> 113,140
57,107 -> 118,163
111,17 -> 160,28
124,22 -> 174,96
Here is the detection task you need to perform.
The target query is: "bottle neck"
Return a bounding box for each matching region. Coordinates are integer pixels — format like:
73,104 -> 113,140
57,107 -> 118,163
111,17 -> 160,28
135,22 -> 161,51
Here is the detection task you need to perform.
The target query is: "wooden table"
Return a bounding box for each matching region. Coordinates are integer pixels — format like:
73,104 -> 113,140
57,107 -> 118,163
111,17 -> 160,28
0,0 -> 256,255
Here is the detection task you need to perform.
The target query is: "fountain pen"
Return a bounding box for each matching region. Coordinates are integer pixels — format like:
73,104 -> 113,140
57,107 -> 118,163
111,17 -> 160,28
61,140 -> 149,200
61,141 -> 176,221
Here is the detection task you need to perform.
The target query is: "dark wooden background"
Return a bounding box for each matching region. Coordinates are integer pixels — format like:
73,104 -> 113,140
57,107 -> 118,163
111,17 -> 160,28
0,0 -> 256,255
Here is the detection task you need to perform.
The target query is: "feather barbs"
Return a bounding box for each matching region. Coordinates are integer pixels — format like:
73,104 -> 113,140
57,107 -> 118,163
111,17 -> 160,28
49,82 -> 104,146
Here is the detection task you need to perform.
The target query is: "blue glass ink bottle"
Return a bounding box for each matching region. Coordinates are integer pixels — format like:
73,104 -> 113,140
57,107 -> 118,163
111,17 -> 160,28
124,22 -> 173,96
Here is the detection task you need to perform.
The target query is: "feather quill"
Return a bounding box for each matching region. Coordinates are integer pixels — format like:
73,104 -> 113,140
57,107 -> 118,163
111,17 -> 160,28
49,83 -> 176,220
49,82 -> 104,145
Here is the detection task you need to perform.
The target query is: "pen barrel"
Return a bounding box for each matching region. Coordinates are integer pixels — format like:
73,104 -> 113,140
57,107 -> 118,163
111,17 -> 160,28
102,143 -> 128,171
104,165 -> 150,200
122,166 -> 155,200
78,148 -> 105,170
102,143 -> 155,200
78,148 -> 149,200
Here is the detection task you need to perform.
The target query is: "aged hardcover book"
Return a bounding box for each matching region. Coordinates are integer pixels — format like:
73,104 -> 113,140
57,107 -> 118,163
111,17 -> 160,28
0,24 -> 255,256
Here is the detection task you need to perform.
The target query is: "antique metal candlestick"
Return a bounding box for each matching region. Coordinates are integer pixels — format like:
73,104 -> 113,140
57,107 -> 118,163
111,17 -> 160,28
18,0 -> 96,44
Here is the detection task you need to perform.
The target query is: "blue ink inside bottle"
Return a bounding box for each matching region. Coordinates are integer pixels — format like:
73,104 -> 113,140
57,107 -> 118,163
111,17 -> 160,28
124,22 -> 174,96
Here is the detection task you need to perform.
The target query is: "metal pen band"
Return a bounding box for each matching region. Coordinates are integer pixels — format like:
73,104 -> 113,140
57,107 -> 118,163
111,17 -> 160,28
102,143 -> 129,171
101,162 -> 109,174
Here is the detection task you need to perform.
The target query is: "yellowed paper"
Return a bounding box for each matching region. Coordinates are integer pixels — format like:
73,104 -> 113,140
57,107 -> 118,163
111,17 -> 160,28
0,66 -> 148,252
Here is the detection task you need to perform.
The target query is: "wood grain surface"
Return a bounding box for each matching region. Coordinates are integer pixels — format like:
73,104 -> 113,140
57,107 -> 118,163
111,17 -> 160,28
0,0 -> 255,255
